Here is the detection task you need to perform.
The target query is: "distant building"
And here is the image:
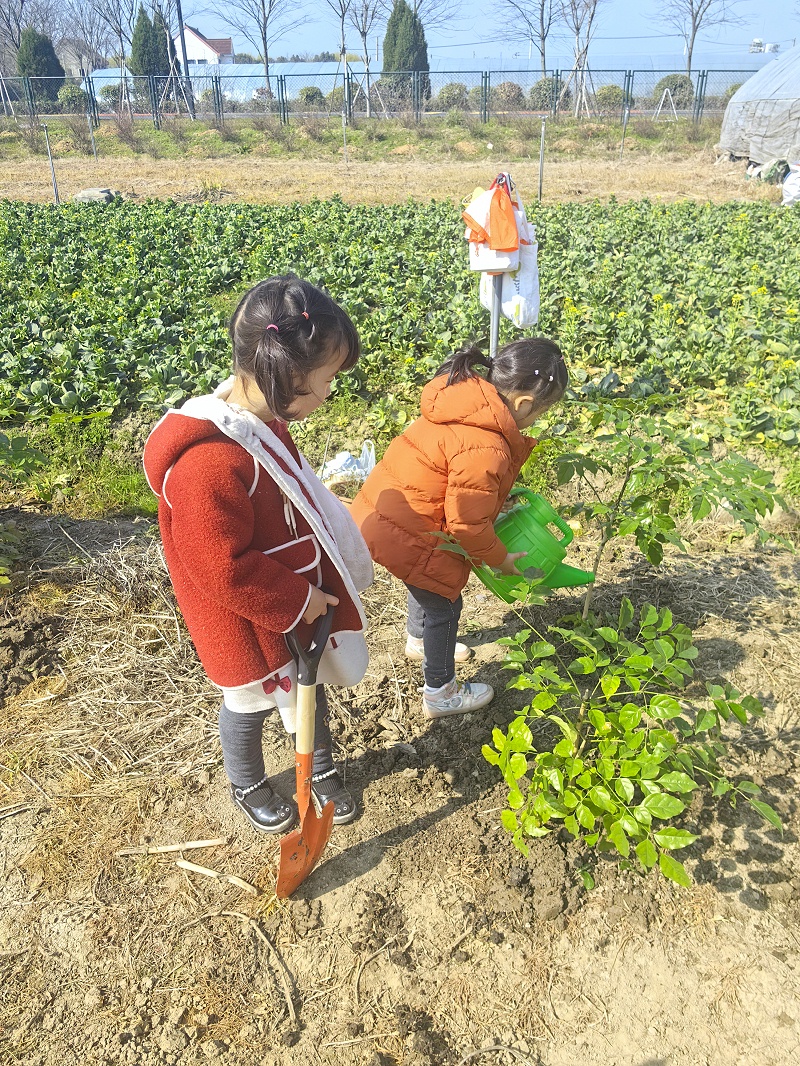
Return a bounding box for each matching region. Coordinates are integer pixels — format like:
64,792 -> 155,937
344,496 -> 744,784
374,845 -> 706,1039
58,36 -> 106,77
174,25 -> 234,65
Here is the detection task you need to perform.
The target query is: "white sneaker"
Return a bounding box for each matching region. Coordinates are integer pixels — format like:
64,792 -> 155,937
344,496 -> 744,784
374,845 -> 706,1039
405,634 -> 472,663
422,679 -> 494,719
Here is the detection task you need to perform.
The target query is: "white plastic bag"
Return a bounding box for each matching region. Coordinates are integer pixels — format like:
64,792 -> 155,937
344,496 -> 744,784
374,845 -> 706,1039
479,236 -> 540,327
320,440 -> 376,483
782,163 -> 800,207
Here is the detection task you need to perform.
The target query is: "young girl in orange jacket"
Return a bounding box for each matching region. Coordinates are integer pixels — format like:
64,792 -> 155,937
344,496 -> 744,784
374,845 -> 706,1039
351,338 -> 567,718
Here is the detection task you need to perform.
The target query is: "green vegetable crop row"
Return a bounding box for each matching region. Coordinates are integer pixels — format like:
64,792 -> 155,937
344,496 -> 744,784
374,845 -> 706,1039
0,197 -> 798,445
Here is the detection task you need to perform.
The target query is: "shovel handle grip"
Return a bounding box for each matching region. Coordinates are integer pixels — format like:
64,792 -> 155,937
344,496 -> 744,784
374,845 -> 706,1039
286,600 -> 336,687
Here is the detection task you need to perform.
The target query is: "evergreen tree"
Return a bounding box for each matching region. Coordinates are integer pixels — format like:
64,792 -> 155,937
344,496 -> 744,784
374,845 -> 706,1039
408,8 -> 430,97
16,29 -> 65,101
152,7 -> 178,76
130,6 -> 159,77
382,0 -> 429,97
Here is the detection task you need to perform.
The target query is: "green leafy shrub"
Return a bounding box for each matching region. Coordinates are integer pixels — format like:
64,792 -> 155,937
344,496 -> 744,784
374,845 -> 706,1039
57,83 -> 89,114
653,74 -> 694,109
529,77 -> 572,111
297,85 -> 325,108
326,85 -> 346,111
723,82 -> 743,103
98,83 -> 122,111
595,84 -> 625,113
485,600 -> 781,887
555,399 -> 784,619
493,81 -> 525,109
0,433 -> 45,583
436,82 -> 468,110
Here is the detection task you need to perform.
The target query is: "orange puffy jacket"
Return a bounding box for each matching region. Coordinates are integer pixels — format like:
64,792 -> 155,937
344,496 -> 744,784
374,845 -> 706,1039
351,373 -> 536,600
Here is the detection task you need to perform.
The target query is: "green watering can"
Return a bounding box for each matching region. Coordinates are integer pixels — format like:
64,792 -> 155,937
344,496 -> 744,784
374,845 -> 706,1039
474,487 -> 595,604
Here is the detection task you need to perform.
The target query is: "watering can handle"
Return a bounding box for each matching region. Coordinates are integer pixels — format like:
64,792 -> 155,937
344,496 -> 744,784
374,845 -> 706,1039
507,487 -> 574,546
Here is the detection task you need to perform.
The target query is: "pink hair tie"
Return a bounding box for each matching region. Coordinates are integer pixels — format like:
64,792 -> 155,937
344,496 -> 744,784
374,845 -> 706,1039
301,311 -> 309,319
266,324 -> 278,332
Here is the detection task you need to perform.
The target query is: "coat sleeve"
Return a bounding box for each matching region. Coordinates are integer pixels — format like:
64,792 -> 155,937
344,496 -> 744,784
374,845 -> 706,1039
443,444 -> 508,568
164,444 -> 312,633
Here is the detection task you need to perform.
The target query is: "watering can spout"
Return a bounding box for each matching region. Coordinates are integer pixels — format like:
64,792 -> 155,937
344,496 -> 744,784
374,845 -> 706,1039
544,562 -> 595,590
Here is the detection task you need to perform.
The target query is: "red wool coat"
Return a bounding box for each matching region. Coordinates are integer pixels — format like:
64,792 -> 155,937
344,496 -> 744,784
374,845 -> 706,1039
143,412 -> 365,690
351,374 -> 536,600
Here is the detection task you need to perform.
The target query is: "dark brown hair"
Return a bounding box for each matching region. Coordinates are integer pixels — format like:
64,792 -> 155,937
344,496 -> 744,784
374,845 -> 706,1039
229,274 -> 360,420
436,337 -> 567,408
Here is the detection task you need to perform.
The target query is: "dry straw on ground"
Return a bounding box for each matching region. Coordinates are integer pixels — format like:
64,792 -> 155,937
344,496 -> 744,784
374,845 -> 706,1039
0,153 -> 781,206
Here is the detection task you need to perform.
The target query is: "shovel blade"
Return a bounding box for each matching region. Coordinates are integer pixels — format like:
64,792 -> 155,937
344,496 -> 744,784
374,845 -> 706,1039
276,800 -> 335,898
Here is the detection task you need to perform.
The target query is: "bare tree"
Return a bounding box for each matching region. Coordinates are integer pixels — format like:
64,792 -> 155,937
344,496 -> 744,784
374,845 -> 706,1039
325,0 -> 353,56
348,0 -> 386,115
500,0 -> 560,77
560,0 -> 606,114
212,0 -> 296,88
63,0 -> 115,70
0,0 -> 71,79
658,0 -> 744,74
0,0 -> 66,53
410,0 -> 462,33
87,0 -> 138,63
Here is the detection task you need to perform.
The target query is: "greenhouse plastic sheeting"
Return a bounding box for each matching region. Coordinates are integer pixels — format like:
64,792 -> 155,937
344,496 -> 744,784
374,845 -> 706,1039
719,46 -> 800,164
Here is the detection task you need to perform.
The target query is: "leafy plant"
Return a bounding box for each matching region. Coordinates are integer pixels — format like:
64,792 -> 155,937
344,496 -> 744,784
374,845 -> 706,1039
555,398 -> 785,617
595,84 -> 626,113
653,73 -> 694,109
437,82 -> 469,110
493,81 -> 525,109
0,433 -> 45,584
484,599 -> 782,887
56,83 -> 89,114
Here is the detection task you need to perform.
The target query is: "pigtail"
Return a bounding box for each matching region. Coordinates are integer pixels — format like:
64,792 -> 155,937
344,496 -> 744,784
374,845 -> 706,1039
491,337 -> 568,406
229,275 -> 359,420
436,345 -> 492,386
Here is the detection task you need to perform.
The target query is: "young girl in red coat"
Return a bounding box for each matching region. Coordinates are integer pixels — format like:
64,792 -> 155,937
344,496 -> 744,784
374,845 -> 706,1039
144,276 -> 373,834
352,338 -> 567,719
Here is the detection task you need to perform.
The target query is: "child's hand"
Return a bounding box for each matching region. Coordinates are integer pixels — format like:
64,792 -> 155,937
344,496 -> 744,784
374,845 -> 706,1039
497,551 -> 527,576
302,585 -> 340,624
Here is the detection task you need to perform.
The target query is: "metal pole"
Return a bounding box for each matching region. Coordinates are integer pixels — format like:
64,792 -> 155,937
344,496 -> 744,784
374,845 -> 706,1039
87,112 -> 98,160
538,117 -> 546,201
41,124 -> 60,205
619,105 -> 630,161
341,52 -> 348,165
173,0 -> 195,119
490,274 -> 502,360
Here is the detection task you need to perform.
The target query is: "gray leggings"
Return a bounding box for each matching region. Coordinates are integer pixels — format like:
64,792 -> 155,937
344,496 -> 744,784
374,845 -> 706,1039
219,686 -> 331,787
406,583 -> 463,689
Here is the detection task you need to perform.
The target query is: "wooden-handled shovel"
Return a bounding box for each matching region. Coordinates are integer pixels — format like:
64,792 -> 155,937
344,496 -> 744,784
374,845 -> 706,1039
276,605 -> 336,899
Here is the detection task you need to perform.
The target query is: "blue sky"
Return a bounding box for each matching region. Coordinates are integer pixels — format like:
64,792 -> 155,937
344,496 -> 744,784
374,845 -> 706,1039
187,0 -> 799,67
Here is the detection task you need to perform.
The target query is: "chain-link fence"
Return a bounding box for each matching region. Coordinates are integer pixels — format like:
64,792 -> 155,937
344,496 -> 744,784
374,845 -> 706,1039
0,67 -> 756,131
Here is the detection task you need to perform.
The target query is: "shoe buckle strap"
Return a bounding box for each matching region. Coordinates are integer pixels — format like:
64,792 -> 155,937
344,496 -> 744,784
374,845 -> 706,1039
234,774 -> 270,799
311,768 -> 338,783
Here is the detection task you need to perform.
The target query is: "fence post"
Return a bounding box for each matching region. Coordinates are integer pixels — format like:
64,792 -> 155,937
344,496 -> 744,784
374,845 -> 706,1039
693,70 -> 708,123
86,77 -> 100,128
212,74 -> 224,125
277,75 -> 287,125
481,71 -> 490,123
22,76 -> 36,119
551,70 -> 559,119
148,75 -> 160,129
623,70 -> 633,123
